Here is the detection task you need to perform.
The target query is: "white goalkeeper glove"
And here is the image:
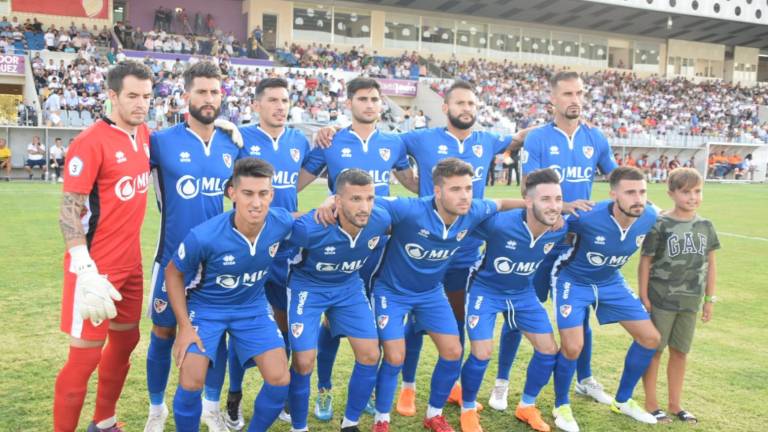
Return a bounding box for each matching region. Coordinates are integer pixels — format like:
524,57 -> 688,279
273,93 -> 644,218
69,245 -> 122,323
214,118 -> 244,148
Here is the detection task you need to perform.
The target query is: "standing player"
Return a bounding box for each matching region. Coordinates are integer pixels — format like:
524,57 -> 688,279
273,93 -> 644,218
459,168 -> 567,432
370,158 -> 525,432
54,61 -> 153,432
551,167 -> 660,432
501,70 -> 618,411
167,158 -> 293,432
286,170 -> 389,432
144,61 -> 243,432
224,77 -> 312,429
297,77 -> 418,420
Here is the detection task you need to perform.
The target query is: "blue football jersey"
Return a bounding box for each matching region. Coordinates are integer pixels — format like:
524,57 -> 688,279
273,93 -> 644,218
521,122 -> 617,201
172,208 -> 294,313
557,200 -> 658,284
239,125 -> 311,212
286,207 -> 392,289
401,127 -> 511,268
471,209 -> 569,294
150,123 -> 241,266
303,128 -> 410,196
375,196 -> 497,294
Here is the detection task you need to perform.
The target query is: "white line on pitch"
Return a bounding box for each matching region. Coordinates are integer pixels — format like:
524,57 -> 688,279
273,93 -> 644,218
719,232 -> 768,242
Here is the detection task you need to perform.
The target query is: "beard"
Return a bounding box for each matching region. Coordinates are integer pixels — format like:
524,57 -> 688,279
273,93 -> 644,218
616,201 -> 644,218
447,111 -> 476,130
564,105 -> 581,120
341,206 -> 369,229
188,103 -> 220,125
532,203 -> 558,226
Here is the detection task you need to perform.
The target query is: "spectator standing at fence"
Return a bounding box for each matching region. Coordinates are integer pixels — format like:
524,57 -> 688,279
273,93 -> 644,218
0,138 -> 11,181
25,135 -> 47,180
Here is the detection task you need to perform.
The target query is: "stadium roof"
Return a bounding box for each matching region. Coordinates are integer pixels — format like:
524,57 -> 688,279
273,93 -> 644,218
355,0 -> 768,49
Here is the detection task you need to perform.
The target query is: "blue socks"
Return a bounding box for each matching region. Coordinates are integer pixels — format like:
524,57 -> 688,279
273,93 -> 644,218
460,354 -> 490,408
375,361 -> 403,414
203,336 -> 227,403
402,320 -> 423,383
316,324 -> 341,390
554,352 -> 578,407
248,381 -> 289,432
577,315 -> 593,382
173,385 -> 202,430
146,332 -> 174,406
228,347 -> 245,393
345,362 -> 379,422
522,351 -> 557,405
615,341 -> 656,403
429,357 -> 462,409
497,326 -> 522,381
288,369 -> 312,430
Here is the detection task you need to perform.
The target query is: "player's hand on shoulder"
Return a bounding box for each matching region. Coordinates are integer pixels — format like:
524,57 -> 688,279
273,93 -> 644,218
174,324 -> 205,367
563,199 -> 594,216
314,195 -> 338,227
214,118 -> 243,148
314,125 -> 340,149
70,246 -> 122,323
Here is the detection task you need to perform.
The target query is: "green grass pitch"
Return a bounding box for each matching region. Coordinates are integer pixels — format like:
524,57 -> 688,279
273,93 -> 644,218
1,181 -> 766,431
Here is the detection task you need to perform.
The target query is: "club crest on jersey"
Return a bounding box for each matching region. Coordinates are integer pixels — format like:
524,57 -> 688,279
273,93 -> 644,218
290,148 -> 301,163
291,323 -> 304,338
269,242 -> 280,257
543,242 -> 555,254
472,145 -> 483,158
457,230 -> 468,241
438,145 -> 448,155
583,146 -> 594,159
377,315 -> 389,329
559,304 -> 572,318
635,234 -> 646,248
368,236 -> 380,250
467,315 -> 480,329
153,298 -> 168,314
222,153 -> 232,168
379,148 -> 391,161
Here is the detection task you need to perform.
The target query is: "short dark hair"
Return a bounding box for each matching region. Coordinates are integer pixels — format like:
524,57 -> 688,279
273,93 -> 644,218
231,157 -> 274,187
183,61 -> 221,91
549,70 -> 580,89
444,80 -> 475,103
335,169 -> 373,193
609,166 -> 645,189
107,60 -> 153,94
347,77 -> 380,98
255,77 -> 288,99
432,157 -> 474,186
524,168 -> 561,196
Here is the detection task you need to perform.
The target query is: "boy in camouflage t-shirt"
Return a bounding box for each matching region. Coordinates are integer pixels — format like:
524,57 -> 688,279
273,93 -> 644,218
638,167 -> 719,425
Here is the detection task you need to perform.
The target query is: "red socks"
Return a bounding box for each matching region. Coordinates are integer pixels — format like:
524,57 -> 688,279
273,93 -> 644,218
93,328 -> 140,424
54,346 -> 102,432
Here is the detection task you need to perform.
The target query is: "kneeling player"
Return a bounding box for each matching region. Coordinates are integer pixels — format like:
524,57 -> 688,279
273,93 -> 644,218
459,168 -> 567,432
551,167 -> 661,432
286,169 -> 388,432
166,158 -> 293,431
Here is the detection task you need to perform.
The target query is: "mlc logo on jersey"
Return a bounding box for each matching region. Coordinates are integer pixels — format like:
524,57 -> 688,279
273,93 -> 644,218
586,251 -> 630,267
216,274 -> 240,289
493,257 -> 540,275
115,172 -> 150,201
379,148 -> 390,161
404,243 -> 457,261
549,165 -> 593,183
176,175 -> 226,199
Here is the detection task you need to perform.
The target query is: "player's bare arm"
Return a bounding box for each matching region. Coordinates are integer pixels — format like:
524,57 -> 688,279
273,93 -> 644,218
59,192 -> 88,247
494,198 -> 527,211
165,261 -> 205,366
393,168 -> 419,194
502,125 -> 537,160
297,168 -> 318,191
638,255 -> 653,311
702,251 -> 717,323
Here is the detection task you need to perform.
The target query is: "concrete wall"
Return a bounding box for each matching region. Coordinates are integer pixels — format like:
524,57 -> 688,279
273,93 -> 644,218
127,0 -> 248,41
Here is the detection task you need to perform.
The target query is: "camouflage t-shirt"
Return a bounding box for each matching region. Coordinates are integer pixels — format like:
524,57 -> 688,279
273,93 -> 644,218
641,213 -> 720,312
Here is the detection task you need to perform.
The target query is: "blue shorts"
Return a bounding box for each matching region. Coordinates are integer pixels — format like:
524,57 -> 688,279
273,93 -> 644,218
187,303 -> 285,368
443,266 -> 474,293
287,282 -> 377,352
465,284 -> 553,341
553,274 -> 649,329
149,262 -> 176,328
265,256 -> 290,312
26,159 -> 45,168
372,283 -> 459,341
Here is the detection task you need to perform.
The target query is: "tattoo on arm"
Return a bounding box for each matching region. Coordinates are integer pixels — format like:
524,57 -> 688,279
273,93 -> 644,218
59,192 -> 87,243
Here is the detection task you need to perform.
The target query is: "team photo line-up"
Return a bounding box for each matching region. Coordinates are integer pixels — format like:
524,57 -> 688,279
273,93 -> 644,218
52,59 -> 718,432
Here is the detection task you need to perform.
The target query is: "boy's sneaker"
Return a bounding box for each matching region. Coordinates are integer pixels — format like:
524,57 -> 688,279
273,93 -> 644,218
315,389 -> 334,421
552,405 -> 579,432
225,391 -> 245,430
488,381 -> 509,411
574,377 -> 613,405
610,399 -> 658,424
143,404 -> 169,432
515,404 -> 550,432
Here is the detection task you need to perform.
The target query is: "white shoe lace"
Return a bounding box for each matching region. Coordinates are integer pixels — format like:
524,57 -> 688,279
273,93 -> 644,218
202,411 -> 229,432
491,385 -> 507,400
